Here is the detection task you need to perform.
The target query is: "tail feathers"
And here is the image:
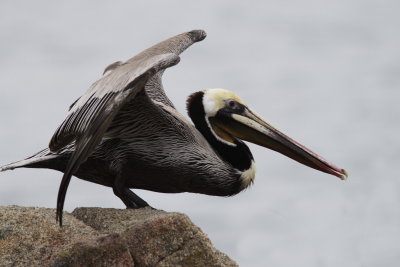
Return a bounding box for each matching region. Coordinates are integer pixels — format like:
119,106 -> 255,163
0,148 -> 58,172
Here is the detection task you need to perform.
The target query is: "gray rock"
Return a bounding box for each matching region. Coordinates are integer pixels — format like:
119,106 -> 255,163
0,206 -> 238,267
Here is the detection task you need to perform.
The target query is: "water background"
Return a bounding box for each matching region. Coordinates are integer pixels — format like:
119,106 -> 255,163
1,1 -> 399,266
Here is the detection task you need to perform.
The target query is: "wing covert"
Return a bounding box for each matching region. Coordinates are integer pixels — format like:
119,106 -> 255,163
103,29 -> 207,108
50,53 -> 179,152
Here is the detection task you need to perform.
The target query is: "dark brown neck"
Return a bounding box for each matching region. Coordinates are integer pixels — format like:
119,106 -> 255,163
186,91 -> 253,172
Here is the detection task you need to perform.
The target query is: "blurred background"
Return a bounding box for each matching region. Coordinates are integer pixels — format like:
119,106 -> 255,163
1,1 -> 399,266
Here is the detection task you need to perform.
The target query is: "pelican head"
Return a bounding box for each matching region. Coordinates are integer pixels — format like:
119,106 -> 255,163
188,88 -> 348,180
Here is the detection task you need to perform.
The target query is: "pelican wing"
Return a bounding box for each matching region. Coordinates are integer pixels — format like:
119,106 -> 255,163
49,29 -> 207,225
68,29 -> 206,111
111,29 -> 207,108
51,53 -> 179,225
50,54 -> 179,152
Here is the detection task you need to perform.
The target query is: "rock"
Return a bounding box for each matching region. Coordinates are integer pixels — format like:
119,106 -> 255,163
0,206 -> 238,267
51,234 -> 134,267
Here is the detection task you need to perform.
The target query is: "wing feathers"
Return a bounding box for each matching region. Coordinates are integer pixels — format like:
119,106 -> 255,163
51,53 -> 180,226
129,29 -> 206,64
49,30 -> 206,226
49,53 -> 179,152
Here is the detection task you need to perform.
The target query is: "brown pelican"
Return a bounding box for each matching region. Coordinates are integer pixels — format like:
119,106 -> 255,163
0,30 -> 347,226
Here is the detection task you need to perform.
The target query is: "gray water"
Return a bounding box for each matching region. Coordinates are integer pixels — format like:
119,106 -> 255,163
1,1 -> 399,266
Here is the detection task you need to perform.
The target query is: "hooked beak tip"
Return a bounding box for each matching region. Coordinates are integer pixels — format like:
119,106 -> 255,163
339,169 -> 349,180
332,168 -> 348,180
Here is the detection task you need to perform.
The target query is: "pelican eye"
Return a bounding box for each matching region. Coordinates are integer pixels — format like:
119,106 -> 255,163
225,99 -> 244,112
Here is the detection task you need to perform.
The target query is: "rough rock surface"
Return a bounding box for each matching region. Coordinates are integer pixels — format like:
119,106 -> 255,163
0,206 -> 237,267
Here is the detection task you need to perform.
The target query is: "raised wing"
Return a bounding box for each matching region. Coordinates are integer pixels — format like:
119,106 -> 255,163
50,53 -> 179,152
134,30 -> 206,107
50,29 -> 207,226
53,53 -> 179,225
68,29 -> 206,113
104,29 -> 207,108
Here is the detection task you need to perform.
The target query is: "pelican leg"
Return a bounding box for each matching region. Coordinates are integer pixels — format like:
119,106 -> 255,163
113,175 -> 149,208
